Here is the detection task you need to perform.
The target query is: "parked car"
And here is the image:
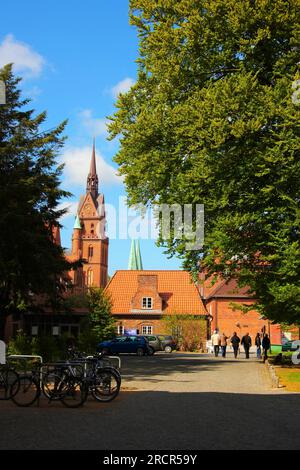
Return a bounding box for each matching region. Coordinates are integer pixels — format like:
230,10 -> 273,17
97,335 -> 150,356
141,335 -> 162,355
157,335 -> 177,353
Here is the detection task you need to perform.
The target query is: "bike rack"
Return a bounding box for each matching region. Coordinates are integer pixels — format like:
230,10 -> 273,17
86,355 -> 121,370
7,354 -> 43,388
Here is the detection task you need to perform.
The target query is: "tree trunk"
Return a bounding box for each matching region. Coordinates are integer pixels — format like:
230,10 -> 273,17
0,313 -> 8,342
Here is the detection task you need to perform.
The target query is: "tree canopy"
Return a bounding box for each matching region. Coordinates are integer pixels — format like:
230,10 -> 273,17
109,0 -> 300,324
0,64 -> 73,337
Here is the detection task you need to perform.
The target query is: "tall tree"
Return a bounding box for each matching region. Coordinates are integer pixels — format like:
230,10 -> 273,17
109,0 -> 300,324
0,64 -> 73,338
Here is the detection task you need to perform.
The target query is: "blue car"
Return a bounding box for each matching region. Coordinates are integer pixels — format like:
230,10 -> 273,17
97,335 -> 150,356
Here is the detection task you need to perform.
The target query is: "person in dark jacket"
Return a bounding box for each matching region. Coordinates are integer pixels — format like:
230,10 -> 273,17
262,334 -> 271,362
230,332 -> 241,359
241,333 -> 252,359
255,333 -> 262,359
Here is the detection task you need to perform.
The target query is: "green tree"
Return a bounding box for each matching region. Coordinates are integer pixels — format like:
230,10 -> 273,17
0,64 -> 74,338
163,314 -> 207,351
87,288 -> 115,343
109,0 -> 300,325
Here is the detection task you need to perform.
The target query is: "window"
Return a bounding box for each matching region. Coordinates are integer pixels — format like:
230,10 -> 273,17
142,297 -> 153,309
88,246 -> 93,258
87,269 -> 93,286
117,325 -> 124,335
142,325 -> 153,335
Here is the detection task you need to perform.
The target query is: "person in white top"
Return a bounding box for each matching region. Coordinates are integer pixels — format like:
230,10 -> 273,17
211,330 -> 221,357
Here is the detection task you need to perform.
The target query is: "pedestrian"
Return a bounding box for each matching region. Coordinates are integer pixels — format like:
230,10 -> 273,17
211,329 -> 221,357
220,333 -> 229,358
262,334 -> 271,363
255,333 -> 262,359
241,332 -> 252,359
230,332 -> 240,359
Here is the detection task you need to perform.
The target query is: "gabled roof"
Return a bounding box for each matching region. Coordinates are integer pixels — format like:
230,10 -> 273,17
201,275 -> 253,299
105,270 -> 207,315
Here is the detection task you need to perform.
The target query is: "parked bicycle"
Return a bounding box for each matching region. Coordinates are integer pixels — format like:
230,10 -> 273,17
10,363 -> 87,408
0,364 -> 20,400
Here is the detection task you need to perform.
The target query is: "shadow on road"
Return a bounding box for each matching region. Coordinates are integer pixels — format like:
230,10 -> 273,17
0,389 -> 299,450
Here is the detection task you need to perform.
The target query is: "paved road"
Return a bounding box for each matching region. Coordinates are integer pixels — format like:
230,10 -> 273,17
0,352 -> 299,450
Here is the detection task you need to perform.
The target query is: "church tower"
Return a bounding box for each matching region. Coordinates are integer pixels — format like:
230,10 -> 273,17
71,141 -> 109,288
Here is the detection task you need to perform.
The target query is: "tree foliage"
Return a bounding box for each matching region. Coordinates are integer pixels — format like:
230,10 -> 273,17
0,64 -> 74,337
109,0 -> 300,325
87,288 -> 115,343
163,314 -> 206,351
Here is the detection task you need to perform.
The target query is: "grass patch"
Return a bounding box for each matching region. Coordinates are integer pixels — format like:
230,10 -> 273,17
275,368 -> 300,392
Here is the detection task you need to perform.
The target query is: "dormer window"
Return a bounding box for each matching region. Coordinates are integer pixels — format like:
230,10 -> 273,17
142,297 -> 153,309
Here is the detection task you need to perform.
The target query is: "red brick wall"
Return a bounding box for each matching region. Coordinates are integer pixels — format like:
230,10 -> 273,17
131,275 -> 162,311
207,298 -> 280,343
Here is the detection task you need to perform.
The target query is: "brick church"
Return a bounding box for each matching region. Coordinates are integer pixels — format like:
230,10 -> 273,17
67,140 -> 108,290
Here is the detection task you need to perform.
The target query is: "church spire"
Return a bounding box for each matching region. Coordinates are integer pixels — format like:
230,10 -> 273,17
86,138 -> 99,199
128,239 -> 143,270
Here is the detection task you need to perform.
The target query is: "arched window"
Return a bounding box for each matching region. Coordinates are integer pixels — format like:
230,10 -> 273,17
88,245 -> 93,258
87,269 -> 93,286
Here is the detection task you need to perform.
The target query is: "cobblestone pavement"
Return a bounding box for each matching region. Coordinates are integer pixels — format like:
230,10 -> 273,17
0,352 -> 299,450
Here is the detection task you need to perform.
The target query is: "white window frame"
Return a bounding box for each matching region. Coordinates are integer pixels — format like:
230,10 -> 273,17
117,325 -> 124,335
142,325 -> 153,335
142,297 -> 153,309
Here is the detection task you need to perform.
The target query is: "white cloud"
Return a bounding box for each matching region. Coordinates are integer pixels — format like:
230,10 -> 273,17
78,109 -> 108,137
0,34 -> 45,77
60,146 -> 123,187
57,201 -> 79,220
111,77 -> 135,98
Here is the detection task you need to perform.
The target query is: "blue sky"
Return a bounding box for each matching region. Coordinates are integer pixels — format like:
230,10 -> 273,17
1,0 -> 181,275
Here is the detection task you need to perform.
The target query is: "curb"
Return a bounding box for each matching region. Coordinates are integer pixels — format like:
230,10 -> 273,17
265,360 -> 280,388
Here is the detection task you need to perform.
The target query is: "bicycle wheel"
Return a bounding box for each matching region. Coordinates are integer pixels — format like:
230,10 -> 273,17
0,367 -> 19,400
91,368 -> 121,403
42,371 -> 67,401
11,375 -> 40,407
60,377 -> 88,408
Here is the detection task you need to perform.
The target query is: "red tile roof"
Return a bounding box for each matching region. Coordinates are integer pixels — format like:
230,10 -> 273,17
105,270 -> 207,315
201,275 -> 253,299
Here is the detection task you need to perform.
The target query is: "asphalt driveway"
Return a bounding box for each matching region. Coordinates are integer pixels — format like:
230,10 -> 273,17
0,352 -> 299,450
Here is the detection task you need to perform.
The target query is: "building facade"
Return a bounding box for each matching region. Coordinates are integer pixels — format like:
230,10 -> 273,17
68,140 -> 108,289
201,276 -> 282,345
105,270 -> 208,348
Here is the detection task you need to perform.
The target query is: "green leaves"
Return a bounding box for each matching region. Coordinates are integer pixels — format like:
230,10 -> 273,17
87,288 -> 115,342
110,1 -> 300,325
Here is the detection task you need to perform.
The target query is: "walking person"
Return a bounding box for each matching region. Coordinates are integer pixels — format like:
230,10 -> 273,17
241,332 -> 252,359
262,334 -> 271,363
220,333 -> 229,358
230,332 -> 240,359
211,330 -> 221,357
255,333 -> 262,359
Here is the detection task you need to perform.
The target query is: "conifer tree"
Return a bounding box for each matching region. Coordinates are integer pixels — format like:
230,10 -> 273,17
0,64 -> 73,337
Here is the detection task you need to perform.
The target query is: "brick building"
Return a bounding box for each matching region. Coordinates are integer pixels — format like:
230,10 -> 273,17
67,140 -> 108,289
105,270 -> 208,346
201,275 -> 282,345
